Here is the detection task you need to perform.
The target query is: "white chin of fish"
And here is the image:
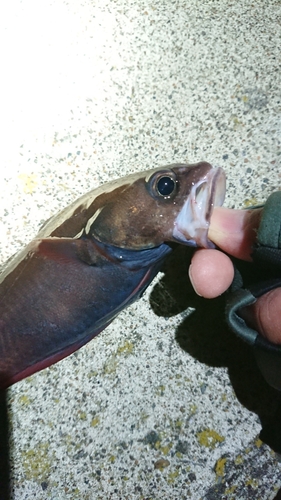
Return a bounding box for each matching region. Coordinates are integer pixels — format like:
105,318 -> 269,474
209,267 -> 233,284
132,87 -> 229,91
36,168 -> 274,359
173,167 -> 226,248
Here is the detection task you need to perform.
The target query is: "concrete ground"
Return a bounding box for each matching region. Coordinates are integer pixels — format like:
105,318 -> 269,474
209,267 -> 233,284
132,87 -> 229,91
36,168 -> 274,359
0,0 -> 281,498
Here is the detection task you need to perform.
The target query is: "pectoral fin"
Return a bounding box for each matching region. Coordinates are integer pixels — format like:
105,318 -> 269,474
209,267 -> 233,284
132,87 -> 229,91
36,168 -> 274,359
0,237 -> 156,387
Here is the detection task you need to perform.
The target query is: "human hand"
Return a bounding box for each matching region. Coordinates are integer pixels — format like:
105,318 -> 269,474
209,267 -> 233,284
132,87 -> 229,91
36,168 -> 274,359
189,207 -> 281,344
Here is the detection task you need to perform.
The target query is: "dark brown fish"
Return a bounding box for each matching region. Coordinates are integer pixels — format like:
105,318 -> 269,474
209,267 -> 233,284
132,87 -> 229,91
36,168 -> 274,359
0,162 -> 225,388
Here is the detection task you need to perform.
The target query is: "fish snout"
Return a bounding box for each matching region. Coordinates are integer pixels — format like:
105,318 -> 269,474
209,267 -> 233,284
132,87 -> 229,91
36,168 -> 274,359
173,166 -> 226,248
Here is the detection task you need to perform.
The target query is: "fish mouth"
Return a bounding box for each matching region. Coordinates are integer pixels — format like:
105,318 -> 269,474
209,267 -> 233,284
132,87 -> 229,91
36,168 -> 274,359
173,166 -> 226,248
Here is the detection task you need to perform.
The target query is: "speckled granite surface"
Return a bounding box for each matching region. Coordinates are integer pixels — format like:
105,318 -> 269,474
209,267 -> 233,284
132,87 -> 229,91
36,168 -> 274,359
1,0 -> 281,498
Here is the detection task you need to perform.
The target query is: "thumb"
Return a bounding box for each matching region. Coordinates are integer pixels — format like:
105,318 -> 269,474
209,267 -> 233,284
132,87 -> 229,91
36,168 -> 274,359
209,207 -> 262,261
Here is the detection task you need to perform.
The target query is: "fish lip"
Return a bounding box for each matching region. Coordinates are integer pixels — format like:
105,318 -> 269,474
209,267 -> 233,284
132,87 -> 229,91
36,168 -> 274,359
173,166 -> 226,248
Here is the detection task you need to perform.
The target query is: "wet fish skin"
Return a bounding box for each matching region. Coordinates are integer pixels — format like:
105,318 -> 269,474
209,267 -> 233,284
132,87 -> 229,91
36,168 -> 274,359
0,162 -> 226,388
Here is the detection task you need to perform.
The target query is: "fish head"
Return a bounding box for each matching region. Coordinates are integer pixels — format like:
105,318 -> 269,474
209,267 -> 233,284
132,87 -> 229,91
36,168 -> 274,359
90,162 -> 226,250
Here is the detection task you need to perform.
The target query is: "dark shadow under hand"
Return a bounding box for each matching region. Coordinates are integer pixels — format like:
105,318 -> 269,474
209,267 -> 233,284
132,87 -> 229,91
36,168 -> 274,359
150,245 -> 281,453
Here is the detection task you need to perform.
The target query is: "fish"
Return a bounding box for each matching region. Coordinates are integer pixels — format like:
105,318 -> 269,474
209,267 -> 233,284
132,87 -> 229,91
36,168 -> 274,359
0,162 -> 225,388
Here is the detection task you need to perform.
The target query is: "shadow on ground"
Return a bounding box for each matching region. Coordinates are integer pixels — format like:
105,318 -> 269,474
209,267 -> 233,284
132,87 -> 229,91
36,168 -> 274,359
149,245 -> 281,455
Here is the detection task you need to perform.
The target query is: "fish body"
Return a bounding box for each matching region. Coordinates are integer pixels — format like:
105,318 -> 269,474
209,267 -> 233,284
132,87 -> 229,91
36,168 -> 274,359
0,162 -> 225,388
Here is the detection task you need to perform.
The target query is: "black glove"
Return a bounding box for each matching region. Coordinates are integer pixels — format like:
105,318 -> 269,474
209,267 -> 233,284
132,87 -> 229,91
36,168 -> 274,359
226,191 -> 281,391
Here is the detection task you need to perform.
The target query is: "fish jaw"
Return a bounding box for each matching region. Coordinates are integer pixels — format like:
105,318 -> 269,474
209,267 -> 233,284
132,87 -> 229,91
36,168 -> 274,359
172,166 -> 226,248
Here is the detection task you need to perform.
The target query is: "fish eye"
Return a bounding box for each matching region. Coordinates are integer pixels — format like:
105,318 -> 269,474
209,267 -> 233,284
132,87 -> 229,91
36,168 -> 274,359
147,170 -> 178,199
156,176 -> 176,197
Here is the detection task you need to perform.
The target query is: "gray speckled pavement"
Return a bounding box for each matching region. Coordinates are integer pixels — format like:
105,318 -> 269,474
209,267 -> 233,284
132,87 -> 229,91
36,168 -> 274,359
1,1 -> 281,498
